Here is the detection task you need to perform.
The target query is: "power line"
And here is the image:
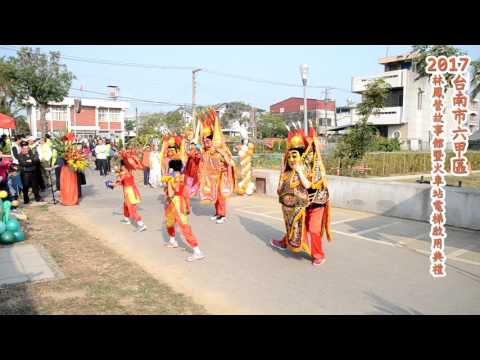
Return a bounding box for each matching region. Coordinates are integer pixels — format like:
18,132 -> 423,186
0,45 -> 354,93
69,88 -> 191,107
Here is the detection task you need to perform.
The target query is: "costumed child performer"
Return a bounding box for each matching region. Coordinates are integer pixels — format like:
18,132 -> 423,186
161,138 -> 204,262
107,149 -> 147,232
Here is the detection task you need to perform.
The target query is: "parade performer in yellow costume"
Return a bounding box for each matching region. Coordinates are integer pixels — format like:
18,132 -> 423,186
197,108 -> 236,224
270,124 -> 332,266
109,149 -> 147,232
161,135 -> 204,262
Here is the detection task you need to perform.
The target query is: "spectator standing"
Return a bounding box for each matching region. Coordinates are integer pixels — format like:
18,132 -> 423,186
0,150 -> 12,191
7,164 -> 22,203
142,144 -> 152,187
18,141 -> 44,204
37,137 -> 53,190
105,139 -> 112,174
11,135 -> 23,165
95,138 -> 108,176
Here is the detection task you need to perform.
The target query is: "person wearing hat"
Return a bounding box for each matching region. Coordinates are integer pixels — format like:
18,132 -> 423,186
17,140 -> 44,204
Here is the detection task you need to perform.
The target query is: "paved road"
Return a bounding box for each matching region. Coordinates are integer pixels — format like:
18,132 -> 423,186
54,168 -> 480,314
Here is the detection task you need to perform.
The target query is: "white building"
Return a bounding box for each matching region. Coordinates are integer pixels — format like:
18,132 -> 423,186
25,97 -> 129,141
345,52 -> 478,151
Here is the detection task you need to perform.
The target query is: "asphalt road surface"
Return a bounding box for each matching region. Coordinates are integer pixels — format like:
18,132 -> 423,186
54,168 -> 480,314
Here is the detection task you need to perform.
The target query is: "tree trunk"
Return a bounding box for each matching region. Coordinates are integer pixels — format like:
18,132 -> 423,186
40,105 -> 48,138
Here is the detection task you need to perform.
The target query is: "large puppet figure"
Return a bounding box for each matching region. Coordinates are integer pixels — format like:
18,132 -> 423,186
197,108 -> 236,224
270,125 -> 332,266
184,126 -> 201,197
109,149 -> 147,232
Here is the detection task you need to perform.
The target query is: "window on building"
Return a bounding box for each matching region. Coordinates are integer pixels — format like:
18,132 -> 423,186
110,109 -> 120,122
279,107 -> 285,113
417,89 -> 423,110
299,105 -> 304,111
98,108 -> 121,122
98,108 -> 107,122
50,106 -> 67,121
384,89 -> 404,107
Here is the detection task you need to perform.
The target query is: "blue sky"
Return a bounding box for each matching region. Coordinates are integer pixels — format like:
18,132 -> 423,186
1,45 -> 479,116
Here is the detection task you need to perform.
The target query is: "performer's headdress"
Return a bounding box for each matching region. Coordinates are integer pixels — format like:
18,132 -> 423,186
199,107 -> 225,147
160,134 -> 186,165
287,128 -> 308,152
118,149 -> 143,171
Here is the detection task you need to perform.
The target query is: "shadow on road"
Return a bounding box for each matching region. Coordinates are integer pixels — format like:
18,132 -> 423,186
363,291 -> 423,315
237,215 -> 311,262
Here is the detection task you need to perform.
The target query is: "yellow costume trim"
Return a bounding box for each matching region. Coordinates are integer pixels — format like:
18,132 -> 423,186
124,186 -> 140,205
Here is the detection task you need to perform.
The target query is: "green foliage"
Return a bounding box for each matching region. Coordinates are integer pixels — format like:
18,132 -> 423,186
0,58 -> 22,117
51,131 -> 68,158
272,140 -> 286,153
471,60 -> 480,99
369,136 -> 401,152
335,79 -> 390,168
124,119 -> 135,132
412,45 -> 465,87
13,115 -> 30,136
117,139 -> 124,150
220,102 -> 252,126
163,111 -> 183,133
7,47 -> 75,135
257,113 -> 287,139
254,142 -> 265,153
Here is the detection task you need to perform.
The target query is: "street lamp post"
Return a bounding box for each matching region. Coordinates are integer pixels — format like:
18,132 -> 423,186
192,68 -> 202,131
299,64 -> 309,133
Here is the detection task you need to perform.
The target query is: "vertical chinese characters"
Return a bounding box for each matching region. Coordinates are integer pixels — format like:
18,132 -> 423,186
425,55 -> 472,278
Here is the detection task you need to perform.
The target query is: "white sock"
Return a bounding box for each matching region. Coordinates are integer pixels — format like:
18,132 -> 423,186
124,217 -> 130,222
137,220 -> 144,227
169,237 -> 177,243
193,246 -> 201,254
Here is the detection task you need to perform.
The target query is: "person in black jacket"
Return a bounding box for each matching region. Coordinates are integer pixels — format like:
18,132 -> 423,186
17,141 -> 44,204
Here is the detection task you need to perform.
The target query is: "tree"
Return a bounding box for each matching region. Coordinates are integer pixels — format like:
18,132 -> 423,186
471,60 -> 480,99
335,79 -> 391,168
14,115 -> 31,135
162,111 -> 184,133
0,58 -> 22,117
257,113 -> 287,139
8,47 -> 75,136
412,45 -> 465,88
125,119 -> 135,133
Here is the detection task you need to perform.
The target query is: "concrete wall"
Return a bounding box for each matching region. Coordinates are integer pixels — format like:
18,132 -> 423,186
253,169 -> 480,230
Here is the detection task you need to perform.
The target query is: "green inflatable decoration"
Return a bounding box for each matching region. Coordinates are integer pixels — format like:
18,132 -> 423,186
3,200 -> 11,224
13,231 -> 25,242
6,219 -> 19,233
0,231 -> 15,245
0,222 -> 5,234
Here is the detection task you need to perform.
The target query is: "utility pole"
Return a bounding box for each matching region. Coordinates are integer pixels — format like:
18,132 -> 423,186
251,107 -> 257,141
135,107 -> 138,138
323,88 -> 331,132
192,68 -> 202,130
